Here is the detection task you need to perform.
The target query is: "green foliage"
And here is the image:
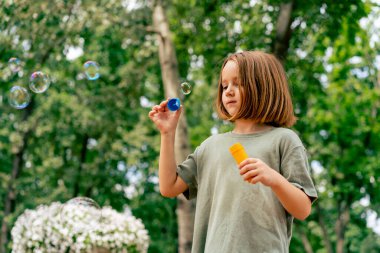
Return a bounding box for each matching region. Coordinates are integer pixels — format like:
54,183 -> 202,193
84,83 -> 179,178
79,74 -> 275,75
1,0 -> 380,252
0,1 -> 171,252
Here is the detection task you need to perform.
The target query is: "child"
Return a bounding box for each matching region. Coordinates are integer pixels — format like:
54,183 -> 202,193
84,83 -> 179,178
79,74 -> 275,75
148,51 -> 318,253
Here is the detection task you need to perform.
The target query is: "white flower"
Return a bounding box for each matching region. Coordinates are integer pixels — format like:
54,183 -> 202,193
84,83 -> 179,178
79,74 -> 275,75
11,202 -> 149,253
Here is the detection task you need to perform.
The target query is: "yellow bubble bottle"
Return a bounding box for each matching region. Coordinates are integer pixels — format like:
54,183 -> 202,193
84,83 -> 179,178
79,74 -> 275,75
229,143 -> 248,164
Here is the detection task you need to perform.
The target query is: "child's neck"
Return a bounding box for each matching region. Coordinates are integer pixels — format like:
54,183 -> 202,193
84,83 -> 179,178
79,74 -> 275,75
232,119 -> 273,134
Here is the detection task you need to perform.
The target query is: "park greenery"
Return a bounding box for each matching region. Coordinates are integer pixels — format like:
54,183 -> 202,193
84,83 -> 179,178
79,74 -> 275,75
0,0 -> 379,252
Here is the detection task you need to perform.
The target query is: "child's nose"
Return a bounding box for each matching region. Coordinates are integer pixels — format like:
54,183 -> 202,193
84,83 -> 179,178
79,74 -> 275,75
226,84 -> 235,95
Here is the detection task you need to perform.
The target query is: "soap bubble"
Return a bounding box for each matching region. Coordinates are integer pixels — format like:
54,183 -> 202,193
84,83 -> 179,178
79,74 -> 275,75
8,86 -> 30,109
29,71 -> 51,93
8,57 -> 21,73
65,197 -> 101,209
84,61 -> 100,80
180,81 -> 192,95
60,197 -> 102,232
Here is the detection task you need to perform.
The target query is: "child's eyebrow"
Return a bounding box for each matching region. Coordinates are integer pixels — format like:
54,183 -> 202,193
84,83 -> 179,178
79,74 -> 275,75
221,77 -> 239,83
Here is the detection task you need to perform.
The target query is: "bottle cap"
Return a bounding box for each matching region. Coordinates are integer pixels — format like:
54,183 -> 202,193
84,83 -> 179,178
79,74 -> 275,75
229,142 -> 248,164
229,143 -> 245,153
167,98 -> 181,111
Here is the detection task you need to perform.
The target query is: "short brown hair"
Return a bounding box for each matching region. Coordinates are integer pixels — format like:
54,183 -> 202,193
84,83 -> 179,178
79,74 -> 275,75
215,51 -> 297,127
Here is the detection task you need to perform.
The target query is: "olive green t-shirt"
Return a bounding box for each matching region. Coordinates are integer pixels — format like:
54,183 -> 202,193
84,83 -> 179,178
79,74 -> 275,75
176,127 -> 318,253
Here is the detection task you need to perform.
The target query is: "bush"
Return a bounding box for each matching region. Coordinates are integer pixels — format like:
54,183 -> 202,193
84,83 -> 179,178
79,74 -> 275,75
11,202 -> 149,253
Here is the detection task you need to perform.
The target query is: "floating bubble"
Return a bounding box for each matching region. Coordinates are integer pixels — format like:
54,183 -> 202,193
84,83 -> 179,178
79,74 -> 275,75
8,86 -> 30,109
180,81 -> 192,95
29,71 -> 51,93
60,197 -> 102,232
84,61 -> 100,80
65,197 -> 101,209
8,57 -> 21,73
60,197 -> 102,225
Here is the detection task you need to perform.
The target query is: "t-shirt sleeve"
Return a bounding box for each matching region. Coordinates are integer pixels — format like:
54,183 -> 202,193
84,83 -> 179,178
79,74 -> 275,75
176,147 -> 199,200
280,145 -> 318,203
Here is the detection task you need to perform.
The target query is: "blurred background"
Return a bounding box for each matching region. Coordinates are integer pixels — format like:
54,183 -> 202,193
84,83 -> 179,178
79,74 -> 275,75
0,0 -> 379,252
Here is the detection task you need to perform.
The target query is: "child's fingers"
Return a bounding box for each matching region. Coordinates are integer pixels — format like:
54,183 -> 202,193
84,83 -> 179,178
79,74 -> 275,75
159,99 -> 169,108
239,165 -> 247,175
240,164 -> 255,176
174,105 -> 183,118
239,162 -> 257,175
151,104 -> 166,113
242,168 -> 259,181
238,158 -> 257,169
156,102 -> 168,112
152,98 -> 179,113
149,104 -> 164,117
148,109 -> 158,118
249,175 -> 262,184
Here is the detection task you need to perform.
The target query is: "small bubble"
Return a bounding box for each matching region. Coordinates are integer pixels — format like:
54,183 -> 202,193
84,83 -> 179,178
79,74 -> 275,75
65,197 -> 100,209
84,61 -> 100,80
180,82 -> 192,95
9,86 -> 30,109
8,57 -> 21,73
60,197 -> 102,232
29,71 -> 51,93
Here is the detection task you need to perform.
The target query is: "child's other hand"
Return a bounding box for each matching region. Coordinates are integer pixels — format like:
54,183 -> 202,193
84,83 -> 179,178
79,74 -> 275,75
148,98 -> 182,134
238,158 -> 280,187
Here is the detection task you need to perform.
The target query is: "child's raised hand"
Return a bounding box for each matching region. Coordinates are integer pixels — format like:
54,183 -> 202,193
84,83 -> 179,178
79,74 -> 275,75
148,99 -> 182,134
238,158 -> 280,187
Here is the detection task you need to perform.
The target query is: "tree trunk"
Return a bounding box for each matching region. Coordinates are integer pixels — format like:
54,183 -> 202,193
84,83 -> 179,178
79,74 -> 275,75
297,223 -> 314,253
272,1 -> 294,64
152,1 -> 195,253
73,134 -> 89,197
335,205 -> 350,253
0,101 -> 34,253
0,151 -> 25,253
316,203 -> 334,253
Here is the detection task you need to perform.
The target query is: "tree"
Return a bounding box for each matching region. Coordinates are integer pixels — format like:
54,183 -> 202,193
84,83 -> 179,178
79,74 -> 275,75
152,1 -> 195,252
0,1 -> 168,252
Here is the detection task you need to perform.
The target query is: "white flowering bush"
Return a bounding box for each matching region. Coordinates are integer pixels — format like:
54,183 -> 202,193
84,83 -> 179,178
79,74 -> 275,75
11,202 -> 149,253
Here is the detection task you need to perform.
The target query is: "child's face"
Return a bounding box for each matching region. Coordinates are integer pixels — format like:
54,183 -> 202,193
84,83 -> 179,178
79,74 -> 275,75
221,60 -> 241,117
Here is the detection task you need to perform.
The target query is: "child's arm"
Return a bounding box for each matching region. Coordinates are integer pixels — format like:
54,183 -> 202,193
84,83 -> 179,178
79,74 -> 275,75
239,158 -> 312,220
269,175 -> 311,220
149,99 -> 189,197
158,131 -> 189,197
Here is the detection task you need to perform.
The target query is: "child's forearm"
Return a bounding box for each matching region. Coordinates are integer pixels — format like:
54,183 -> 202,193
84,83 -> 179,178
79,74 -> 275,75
158,132 -> 183,197
271,174 -> 312,220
